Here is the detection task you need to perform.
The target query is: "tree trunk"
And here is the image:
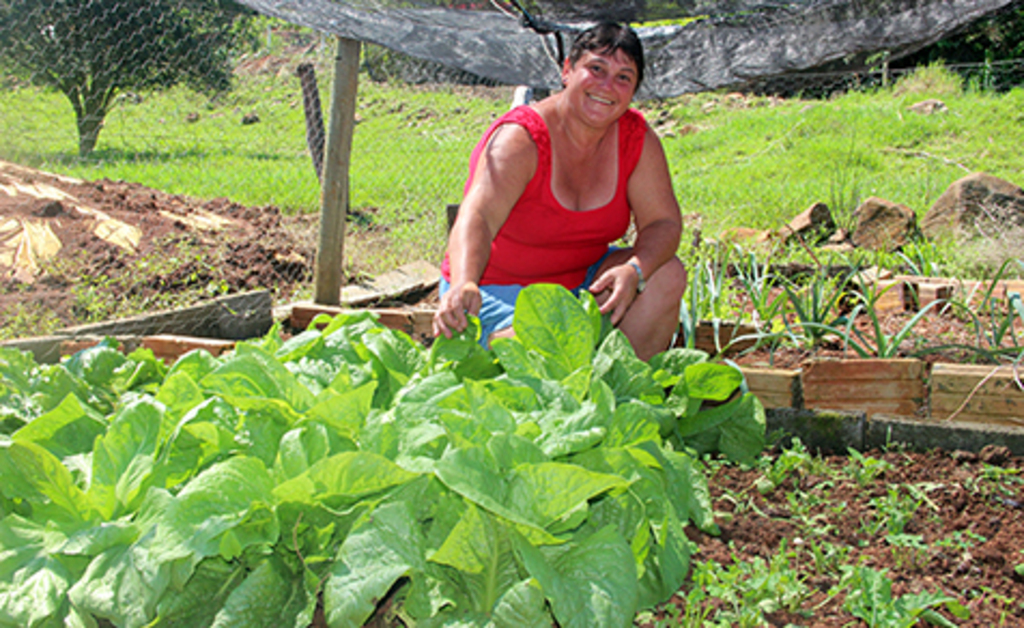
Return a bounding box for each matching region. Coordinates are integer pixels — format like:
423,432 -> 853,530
73,81 -> 114,157
76,108 -> 105,157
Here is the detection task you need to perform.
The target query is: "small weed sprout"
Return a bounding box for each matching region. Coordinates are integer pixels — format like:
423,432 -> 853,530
975,586 -> 1016,627
837,565 -> 962,628
864,485 -> 922,536
936,530 -> 987,552
755,437 -> 820,493
886,533 -> 929,571
844,448 -> 894,487
688,540 -> 812,626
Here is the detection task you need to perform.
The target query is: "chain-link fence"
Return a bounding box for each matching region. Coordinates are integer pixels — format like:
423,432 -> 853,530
742,58 -> 1024,98
1,2 -> 1023,347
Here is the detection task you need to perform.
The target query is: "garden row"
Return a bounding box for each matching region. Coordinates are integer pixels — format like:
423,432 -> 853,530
0,284 -> 765,627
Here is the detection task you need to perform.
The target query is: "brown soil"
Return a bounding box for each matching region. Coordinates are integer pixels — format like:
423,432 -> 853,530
0,160 -> 321,337
652,445 -> 1024,627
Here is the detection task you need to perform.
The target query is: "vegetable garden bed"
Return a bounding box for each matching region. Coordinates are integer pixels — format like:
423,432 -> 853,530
3,282 -> 1023,627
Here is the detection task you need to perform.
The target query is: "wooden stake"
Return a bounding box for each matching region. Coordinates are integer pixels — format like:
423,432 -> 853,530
314,37 -> 360,306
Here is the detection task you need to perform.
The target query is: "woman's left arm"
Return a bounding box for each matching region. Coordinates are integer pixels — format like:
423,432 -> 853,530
591,126 -> 683,323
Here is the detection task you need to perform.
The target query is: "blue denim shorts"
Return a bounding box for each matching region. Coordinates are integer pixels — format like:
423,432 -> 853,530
440,248 -> 615,347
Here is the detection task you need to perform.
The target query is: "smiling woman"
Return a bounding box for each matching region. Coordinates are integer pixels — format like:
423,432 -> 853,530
434,21 -> 687,361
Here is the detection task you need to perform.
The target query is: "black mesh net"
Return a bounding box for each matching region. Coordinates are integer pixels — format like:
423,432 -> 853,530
237,0 -> 1022,98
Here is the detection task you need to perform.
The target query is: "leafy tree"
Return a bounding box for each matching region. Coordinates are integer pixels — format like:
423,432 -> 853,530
896,4 -> 1024,67
0,0 -> 257,156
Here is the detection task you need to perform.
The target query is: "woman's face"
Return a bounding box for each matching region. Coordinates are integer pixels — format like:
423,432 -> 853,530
561,48 -> 639,126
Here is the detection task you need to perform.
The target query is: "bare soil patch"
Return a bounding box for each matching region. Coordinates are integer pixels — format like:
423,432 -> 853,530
0,161 -> 321,338
656,445 -> 1024,627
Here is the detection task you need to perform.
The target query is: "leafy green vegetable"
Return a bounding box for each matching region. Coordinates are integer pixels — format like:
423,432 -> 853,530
0,283 -> 765,626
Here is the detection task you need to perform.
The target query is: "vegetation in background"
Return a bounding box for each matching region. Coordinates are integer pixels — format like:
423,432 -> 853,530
0,0 -> 258,156
4,62 -> 1024,269
896,4 -> 1024,67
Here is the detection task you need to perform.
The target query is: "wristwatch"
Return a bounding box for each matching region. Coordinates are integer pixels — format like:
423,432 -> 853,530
628,261 -> 646,293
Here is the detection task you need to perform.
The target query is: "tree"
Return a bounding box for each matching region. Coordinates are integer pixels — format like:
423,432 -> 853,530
895,4 -> 1024,68
0,0 -> 257,156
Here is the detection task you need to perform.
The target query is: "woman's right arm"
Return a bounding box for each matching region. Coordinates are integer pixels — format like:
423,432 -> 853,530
433,123 -> 538,339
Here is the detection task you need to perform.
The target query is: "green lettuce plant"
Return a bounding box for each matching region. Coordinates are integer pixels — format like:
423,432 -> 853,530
0,284 -> 765,627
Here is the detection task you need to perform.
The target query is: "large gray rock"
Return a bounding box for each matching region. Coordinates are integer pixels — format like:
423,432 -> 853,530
850,197 -> 917,251
921,172 -> 1024,241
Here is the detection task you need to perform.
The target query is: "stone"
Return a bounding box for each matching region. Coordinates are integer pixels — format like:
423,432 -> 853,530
780,201 -> 835,243
850,197 -> 917,251
920,172 -> 1024,241
719,227 -> 775,245
827,228 -> 849,244
907,99 -> 947,115
819,242 -> 855,253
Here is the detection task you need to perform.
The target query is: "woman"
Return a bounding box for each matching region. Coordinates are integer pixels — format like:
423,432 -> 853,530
433,22 -> 686,361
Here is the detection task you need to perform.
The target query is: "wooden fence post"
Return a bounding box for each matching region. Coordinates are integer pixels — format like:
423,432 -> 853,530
314,36 -> 360,306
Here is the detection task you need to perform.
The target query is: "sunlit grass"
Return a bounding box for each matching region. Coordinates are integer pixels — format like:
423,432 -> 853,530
2,61 -> 1024,277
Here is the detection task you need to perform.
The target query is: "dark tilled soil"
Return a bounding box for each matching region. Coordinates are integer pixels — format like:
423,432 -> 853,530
657,445 -> 1024,627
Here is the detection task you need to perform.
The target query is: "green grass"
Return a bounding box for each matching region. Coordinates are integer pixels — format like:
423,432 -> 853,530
2,59 -> 1024,276
652,84 -> 1024,235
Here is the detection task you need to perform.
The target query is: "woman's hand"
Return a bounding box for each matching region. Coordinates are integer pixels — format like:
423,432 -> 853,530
433,281 -> 482,339
588,262 -> 641,326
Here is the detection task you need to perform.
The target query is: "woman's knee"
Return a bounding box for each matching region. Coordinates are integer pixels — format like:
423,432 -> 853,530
650,257 -> 687,301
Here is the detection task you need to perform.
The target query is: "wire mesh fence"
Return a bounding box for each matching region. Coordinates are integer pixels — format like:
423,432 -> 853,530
742,58 -> 1024,98
1,2 -> 1024,345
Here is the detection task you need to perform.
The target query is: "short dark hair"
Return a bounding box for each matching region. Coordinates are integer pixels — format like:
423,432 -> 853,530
567,22 -> 645,91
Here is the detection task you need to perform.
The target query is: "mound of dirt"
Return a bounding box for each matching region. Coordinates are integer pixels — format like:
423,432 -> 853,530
0,160 -> 318,338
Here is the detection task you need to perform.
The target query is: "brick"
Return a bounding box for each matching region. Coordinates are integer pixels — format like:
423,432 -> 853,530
803,398 -> 921,416
930,363 -> 1023,395
802,358 -> 924,383
290,304 -> 437,342
930,391 -> 1024,418
916,282 -> 956,308
740,366 -> 801,409
142,335 -> 235,362
869,279 -> 908,314
804,379 -> 925,403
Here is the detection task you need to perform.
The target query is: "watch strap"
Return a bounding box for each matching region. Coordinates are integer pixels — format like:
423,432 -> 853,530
627,261 -> 646,293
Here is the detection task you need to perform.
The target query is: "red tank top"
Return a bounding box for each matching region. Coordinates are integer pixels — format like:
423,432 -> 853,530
442,106 -> 647,289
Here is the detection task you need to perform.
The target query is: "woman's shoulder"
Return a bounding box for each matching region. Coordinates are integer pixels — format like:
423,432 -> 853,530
620,108 -> 649,138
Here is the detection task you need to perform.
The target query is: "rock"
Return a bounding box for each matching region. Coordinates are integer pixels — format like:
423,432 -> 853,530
241,112 -> 260,125
907,99 -> 947,115
852,265 -> 893,287
850,197 -> 917,251
920,172 -> 1024,241
33,200 -> 66,218
185,112 -> 200,123
980,444 -> 1012,465
950,449 -> 978,462
719,227 -> 775,245
818,242 -> 855,253
827,228 -> 849,244
780,202 -> 835,243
